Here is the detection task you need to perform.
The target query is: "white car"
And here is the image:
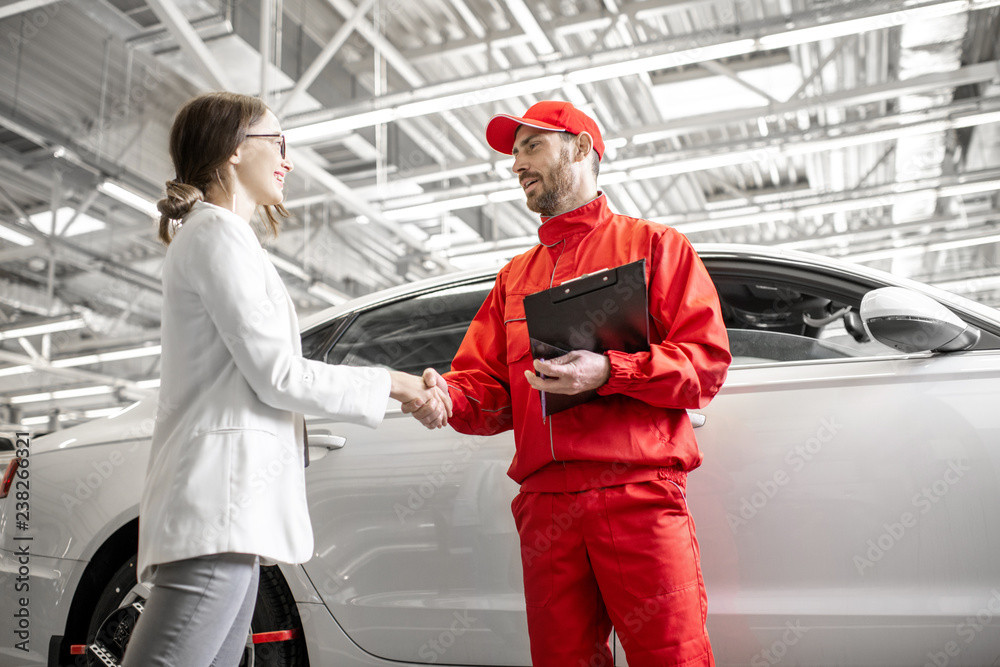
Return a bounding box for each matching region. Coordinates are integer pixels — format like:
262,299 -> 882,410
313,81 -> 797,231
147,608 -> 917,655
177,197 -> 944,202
2,244 -> 999,667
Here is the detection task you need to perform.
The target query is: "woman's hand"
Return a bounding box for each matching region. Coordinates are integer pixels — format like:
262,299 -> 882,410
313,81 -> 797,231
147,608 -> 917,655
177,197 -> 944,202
390,370 -> 452,429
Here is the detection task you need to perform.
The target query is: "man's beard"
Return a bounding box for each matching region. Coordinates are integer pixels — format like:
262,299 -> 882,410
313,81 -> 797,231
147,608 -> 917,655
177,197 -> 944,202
526,145 -> 573,217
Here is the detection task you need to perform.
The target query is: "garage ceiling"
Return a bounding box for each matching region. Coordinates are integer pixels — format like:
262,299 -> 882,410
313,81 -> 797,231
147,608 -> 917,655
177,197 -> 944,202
0,0 -> 998,428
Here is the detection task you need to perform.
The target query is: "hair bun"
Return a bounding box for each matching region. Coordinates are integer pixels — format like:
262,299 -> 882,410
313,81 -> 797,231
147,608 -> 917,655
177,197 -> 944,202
157,179 -> 203,221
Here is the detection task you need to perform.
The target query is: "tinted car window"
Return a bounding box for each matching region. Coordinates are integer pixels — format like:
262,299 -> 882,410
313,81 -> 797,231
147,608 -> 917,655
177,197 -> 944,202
715,277 -> 898,365
326,281 -> 495,375
301,315 -> 349,361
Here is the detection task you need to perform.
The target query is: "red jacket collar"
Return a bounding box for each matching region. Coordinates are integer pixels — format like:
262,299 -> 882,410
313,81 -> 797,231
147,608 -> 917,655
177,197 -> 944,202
537,192 -> 610,246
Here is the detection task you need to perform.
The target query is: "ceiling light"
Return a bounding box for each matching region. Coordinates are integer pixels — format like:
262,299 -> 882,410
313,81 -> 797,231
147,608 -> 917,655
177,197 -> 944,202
50,345 -> 162,368
486,189 -> 524,203
0,315 -> 85,340
843,233 -> 1000,263
566,40 -> 757,85
28,207 -> 107,237
285,109 -> 396,144
287,2 -> 1000,141
394,76 -> 565,118
0,344 -> 161,378
267,254 -> 311,282
951,110 -> 1000,128
384,195 -> 490,221
19,415 -> 51,427
0,224 -> 34,246
307,282 -> 349,306
938,179 -> 1000,198
98,181 -> 160,218
0,364 -> 31,378
11,384 -> 115,405
934,275 -> 1000,294
757,2 -> 969,50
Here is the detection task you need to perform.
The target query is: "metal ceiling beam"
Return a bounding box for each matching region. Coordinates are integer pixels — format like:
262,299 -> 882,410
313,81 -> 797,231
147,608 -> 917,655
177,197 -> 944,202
286,0 -> 999,138
337,94 -> 1000,220
443,168 -> 1000,258
779,209 -> 997,251
144,0 -> 231,90
503,0 -> 556,56
0,348 -> 153,397
260,0 -> 273,101
0,0 -> 60,20
274,0 -> 378,117
290,151 -> 447,265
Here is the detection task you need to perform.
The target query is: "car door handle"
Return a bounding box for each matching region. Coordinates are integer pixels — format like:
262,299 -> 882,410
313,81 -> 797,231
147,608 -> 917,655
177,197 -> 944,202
308,431 -> 347,450
687,411 -> 706,428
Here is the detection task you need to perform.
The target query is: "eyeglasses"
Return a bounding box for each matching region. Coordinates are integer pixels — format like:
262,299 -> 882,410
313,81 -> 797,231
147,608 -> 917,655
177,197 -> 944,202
245,133 -> 286,159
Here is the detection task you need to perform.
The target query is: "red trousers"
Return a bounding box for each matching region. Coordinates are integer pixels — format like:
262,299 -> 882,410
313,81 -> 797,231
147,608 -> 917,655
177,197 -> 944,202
511,479 -> 714,667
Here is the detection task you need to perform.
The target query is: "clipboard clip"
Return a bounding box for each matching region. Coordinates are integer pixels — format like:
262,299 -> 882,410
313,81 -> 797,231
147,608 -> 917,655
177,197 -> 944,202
560,268 -> 610,285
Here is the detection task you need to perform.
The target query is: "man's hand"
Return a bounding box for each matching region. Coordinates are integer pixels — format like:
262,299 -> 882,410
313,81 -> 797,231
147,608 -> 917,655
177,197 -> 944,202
399,368 -> 453,429
523,350 -> 611,395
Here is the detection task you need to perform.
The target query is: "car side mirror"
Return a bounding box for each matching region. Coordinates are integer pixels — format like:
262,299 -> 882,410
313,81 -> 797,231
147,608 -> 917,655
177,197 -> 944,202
860,287 -> 980,353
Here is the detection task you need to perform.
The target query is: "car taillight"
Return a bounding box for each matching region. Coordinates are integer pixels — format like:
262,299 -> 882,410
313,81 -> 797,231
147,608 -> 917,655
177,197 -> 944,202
0,458 -> 21,499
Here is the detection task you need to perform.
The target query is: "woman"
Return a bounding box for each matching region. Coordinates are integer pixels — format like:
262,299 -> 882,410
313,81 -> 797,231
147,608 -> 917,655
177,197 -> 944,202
123,92 -> 447,666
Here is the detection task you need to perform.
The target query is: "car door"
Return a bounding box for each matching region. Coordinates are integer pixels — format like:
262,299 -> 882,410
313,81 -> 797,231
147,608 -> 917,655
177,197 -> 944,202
630,260 -> 1000,667
300,278 -> 531,666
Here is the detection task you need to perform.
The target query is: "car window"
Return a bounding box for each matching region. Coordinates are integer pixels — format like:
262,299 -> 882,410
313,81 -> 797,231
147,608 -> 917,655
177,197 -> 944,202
301,315 -> 350,362
325,281 -> 495,375
714,277 -> 899,366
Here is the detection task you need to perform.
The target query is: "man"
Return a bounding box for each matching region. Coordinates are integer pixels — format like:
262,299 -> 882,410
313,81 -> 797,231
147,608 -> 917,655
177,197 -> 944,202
414,100 -> 731,667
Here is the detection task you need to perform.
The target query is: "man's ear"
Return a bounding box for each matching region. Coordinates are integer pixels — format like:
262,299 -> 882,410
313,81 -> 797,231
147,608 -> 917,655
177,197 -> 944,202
574,132 -> 594,162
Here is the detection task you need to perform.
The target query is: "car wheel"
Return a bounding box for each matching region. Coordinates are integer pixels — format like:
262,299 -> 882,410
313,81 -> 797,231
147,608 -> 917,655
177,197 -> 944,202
86,556 -> 308,667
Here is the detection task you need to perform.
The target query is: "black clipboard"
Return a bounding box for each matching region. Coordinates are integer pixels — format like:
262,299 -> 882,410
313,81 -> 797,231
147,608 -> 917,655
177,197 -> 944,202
523,259 -> 649,416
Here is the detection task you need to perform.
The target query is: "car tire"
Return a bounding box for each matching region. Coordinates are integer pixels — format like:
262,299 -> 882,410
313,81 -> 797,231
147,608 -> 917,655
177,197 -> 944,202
250,565 -> 310,667
87,555 -> 309,667
86,554 -> 139,650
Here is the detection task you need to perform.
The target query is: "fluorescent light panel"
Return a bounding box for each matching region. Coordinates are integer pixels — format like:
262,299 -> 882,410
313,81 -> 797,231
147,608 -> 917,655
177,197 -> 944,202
11,384 -> 115,404
844,233 -> 1000,263
0,224 -> 34,246
98,181 -> 159,218
28,207 -> 106,237
0,317 -> 85,340
286,1 -> 1000,141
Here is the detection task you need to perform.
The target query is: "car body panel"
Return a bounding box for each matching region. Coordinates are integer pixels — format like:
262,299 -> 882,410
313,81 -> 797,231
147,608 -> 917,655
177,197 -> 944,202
0,550 -> 85,666
3,244 -> 1000,666
301,406 -> 527,665
687,352 -> 1000,666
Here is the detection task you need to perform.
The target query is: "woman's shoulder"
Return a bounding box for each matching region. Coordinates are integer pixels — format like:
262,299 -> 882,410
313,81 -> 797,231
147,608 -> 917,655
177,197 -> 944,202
172,202 -> 261,250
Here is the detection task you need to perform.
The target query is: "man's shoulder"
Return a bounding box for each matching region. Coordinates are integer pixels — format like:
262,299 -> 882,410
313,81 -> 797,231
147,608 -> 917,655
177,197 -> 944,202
607,212 -> 689,246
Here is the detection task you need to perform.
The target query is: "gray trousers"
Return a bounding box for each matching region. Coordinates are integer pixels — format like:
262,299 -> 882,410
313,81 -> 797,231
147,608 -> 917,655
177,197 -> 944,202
122,553 -> 260,667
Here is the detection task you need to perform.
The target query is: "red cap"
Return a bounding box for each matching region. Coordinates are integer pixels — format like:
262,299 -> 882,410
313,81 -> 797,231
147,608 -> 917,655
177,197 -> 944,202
486,100 -> 605,160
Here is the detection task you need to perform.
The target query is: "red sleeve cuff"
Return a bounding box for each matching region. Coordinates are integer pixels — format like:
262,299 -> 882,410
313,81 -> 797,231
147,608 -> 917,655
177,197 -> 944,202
596,350 -> 640,396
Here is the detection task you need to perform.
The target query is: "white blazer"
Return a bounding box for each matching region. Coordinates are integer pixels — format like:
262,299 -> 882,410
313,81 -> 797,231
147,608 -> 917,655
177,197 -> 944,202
137,201 -> 390,584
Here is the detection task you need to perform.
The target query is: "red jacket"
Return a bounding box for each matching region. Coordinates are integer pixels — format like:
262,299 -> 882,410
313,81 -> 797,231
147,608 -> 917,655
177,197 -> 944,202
444,194 -> 731,492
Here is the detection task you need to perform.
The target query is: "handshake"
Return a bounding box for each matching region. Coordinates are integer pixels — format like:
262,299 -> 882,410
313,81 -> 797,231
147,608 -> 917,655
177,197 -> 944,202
388,368 -> 453,429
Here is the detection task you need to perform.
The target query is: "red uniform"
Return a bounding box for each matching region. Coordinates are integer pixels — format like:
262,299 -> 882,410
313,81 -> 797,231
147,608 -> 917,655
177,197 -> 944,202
444,193 -> 731,666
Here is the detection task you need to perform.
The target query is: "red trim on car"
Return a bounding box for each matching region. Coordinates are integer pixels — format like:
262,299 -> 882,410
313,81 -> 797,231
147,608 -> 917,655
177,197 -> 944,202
0,458 -> 20,499
252,629 -> 301,644
69,645 -> 87,655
